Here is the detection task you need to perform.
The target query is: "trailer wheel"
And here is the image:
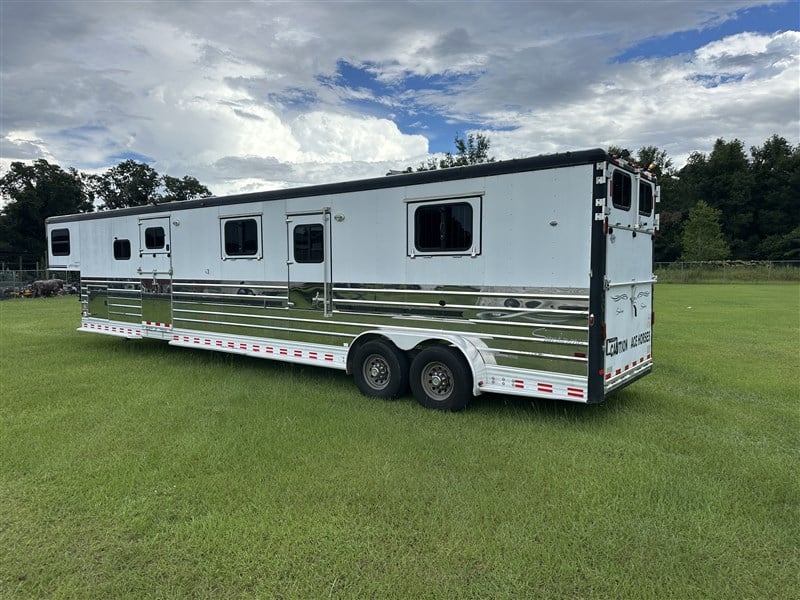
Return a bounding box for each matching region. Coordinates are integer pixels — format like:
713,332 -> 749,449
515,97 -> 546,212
410,346 -> 472,411
353,340 -> 409,400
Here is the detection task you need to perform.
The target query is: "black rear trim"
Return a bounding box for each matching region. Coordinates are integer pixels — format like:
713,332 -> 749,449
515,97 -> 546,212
587,160 -> 608,403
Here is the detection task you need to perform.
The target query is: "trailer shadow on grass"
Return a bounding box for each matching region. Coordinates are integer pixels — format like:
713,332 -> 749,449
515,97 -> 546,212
101,337 -> 638,423
467,389 -> 636,422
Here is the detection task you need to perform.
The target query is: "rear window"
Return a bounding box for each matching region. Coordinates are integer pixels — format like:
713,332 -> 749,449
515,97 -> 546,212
51,229 -> 70,256
639,182 -> 653,215
612,171 -> 632,210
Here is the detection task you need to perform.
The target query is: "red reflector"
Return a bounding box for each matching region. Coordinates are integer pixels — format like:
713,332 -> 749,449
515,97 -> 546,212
574,352 -> 586,358
601,323 -> 607,342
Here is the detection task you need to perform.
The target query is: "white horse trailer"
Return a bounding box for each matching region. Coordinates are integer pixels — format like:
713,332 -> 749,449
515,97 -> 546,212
46,149 -> 658,411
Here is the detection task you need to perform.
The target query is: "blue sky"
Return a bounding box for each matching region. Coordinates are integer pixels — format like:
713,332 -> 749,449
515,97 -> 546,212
615,1 -> 798,61
1,0 -> 798,195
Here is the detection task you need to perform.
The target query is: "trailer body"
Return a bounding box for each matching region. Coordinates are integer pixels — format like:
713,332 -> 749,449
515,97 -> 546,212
46,149 -> 657,410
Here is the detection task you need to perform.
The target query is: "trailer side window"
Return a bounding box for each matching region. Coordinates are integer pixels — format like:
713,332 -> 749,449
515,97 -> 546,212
414,202 -> 473,252
223,218 -> 259,257
294,224 -> 324,263
51,228 -> 70,256
612,171 -> 632,210
639,182 -> 653,215
144,227 -> 165,249
113,239 -> 131,260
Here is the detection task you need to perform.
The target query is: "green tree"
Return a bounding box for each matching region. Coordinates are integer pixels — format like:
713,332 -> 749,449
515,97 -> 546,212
636,145 -> 674,178
680,200 -> 731,261
93,160 -> 161,209
749,135 -> 800,260
704,138 -> 754,258
410,133 -> 495,172
161,175 -> 212,203
0,159 -> 93,266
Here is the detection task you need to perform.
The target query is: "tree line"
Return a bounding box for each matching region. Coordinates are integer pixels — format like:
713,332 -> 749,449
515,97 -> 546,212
630,134 -> 799,262
0,159 -> 211,268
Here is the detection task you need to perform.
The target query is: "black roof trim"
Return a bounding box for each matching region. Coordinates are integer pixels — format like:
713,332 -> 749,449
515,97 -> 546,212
46,148 -> 609,224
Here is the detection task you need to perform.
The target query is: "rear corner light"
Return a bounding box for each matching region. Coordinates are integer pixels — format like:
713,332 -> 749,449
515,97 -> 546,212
588,313 -> 595,326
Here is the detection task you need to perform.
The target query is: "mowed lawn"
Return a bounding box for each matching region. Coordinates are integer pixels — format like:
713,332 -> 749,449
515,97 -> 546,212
0,285 -> 797,599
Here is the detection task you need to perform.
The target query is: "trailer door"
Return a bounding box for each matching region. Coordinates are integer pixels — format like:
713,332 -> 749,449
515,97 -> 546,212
286,209 -> 331,315
138,216 -> 172,276
138,216 -> 173,329
603,169 -> 654,390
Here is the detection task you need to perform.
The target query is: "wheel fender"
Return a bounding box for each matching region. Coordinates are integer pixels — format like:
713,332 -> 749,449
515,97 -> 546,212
349,329 -> 490,396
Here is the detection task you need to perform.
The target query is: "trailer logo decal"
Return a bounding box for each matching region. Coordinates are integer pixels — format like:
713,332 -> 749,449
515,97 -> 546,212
605,337 -> 627,357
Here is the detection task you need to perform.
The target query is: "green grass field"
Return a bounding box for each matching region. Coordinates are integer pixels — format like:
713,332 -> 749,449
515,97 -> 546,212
1,285 -> 798,599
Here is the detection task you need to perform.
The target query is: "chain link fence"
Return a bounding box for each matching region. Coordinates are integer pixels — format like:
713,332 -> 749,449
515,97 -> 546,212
655,261 -> 800,283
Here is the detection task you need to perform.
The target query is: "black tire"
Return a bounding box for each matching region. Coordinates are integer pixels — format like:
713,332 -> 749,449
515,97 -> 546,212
410,346 -> 473,411
352,340 -> 409,400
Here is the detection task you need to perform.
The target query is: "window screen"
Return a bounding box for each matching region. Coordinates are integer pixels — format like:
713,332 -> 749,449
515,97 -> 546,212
639,182 -> 653,215
294,224 -> 324,263
224,218 -> 259,256
114,239 -> 131,260
414,202 -> 473,252
51,228 -> 70,256
144,227 -> 165,249
612,171 -> 632,210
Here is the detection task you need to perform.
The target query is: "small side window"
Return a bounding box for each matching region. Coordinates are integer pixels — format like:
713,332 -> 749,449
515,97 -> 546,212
51,229 -> 70,256
145,227 -> 165,249
414,202 -> 473,252
223,218 -> 259,257
294,224 -> 324,263
114,239 -> 131,260
612,171 -> 632,210
639,182 -> 653,216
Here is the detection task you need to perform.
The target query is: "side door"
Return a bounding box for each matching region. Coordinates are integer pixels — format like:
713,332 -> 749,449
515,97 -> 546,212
286,209 -> 331,315
138,216 -> 173,328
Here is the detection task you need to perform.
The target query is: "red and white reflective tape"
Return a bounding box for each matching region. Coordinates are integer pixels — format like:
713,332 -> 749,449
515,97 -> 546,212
144,321 -> 171,328
493,378 -> 583,399
566,386 -> 584,399
172,334 -> 338,364
82,322 -> 142,337
604,355 -> 651,380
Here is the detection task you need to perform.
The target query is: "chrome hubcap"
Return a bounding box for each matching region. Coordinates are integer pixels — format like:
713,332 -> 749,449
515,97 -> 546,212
364,354 -> 390,390
421,362 -> 453,399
